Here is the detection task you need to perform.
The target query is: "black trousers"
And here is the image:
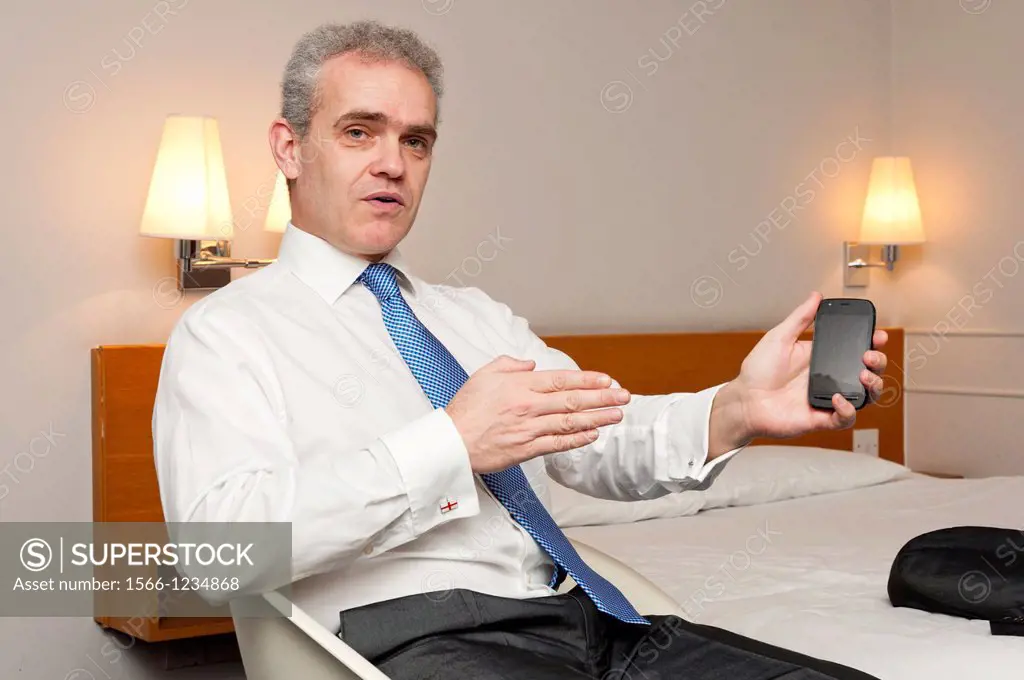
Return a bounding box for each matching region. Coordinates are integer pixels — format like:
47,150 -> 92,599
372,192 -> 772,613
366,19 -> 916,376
336,586 -> 880,680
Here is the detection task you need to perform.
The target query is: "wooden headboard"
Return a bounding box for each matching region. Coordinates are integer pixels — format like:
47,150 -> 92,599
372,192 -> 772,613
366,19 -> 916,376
542,329 -> 904,464
91,329 -> 904,640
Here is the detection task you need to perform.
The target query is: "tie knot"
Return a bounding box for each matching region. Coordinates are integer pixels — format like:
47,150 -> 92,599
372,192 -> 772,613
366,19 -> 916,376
358,262 -> 402,303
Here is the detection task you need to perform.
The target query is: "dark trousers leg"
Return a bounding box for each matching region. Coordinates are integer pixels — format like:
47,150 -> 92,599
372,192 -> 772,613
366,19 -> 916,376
336,587 -> 602,680
604,614 -> 881,680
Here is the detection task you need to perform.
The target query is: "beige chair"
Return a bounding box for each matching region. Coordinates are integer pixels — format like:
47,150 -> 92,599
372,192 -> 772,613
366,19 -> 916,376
231,538 -> 684,680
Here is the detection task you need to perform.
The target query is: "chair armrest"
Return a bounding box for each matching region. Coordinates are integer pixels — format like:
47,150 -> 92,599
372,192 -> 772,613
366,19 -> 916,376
231,591 -> 391,680
565,537 -> 685,617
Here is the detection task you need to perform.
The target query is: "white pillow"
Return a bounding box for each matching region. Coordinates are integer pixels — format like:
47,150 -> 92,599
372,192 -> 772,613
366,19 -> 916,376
547,474 -> 706,528
701,445 -> 912,510
548,445 -> 911,528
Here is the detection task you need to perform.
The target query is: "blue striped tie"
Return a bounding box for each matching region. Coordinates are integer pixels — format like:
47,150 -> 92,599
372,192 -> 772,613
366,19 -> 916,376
358,262 -> 648,625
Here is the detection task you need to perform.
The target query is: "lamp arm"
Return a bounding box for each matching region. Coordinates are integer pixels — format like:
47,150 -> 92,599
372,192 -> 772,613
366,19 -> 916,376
190,255 -> 276,270
846,243 -> 900,272
177,238 -> 276,274
846,258 -> 888,269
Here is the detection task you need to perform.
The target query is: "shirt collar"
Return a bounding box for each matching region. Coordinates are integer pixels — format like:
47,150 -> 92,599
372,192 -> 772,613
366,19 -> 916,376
276,222 -> 420,305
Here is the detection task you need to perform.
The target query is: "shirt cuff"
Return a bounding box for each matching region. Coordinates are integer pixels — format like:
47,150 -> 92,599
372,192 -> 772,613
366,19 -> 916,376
659,383 -> 746,491
379,408 -> 480,535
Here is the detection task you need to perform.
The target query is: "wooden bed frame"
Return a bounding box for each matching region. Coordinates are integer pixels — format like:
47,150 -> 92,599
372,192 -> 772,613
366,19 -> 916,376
90,328 -> 904,642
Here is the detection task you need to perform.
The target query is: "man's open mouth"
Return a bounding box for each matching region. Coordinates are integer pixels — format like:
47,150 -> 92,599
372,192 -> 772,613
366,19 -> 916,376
365,193 -> 404,206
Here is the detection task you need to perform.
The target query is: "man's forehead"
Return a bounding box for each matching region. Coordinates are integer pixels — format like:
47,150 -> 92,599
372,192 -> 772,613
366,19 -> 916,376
318,53 -> 436,124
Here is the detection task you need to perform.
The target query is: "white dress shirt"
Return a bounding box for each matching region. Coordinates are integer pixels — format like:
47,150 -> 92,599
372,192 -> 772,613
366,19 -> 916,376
152,223 -> 740,633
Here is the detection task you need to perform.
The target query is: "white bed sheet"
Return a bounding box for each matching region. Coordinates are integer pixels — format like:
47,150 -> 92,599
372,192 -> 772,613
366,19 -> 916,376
564,475 -> 1024,680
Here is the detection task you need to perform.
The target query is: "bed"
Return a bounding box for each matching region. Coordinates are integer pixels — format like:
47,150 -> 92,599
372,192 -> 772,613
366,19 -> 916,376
551,448 -> 1024,679
538,327 -> 1023,679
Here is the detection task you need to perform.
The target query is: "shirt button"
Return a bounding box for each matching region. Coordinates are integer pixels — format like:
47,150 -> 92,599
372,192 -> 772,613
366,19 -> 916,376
362,544 -> 373,556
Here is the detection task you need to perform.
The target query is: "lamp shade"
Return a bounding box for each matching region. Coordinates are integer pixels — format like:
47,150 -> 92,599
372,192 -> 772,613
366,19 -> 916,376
139,115 -> 234,240
858,156 -> 925,245
263,170 -> 291,233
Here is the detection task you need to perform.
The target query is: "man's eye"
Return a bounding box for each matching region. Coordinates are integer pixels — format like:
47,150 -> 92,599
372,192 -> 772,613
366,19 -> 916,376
406,138 -> 431,152
346,129 -> 367,140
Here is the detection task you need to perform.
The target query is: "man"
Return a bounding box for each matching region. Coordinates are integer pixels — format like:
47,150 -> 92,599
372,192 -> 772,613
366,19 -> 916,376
153,20 -> 888,680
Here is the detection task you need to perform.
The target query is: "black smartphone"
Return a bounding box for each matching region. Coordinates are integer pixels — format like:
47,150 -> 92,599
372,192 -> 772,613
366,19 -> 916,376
807,298 -> 876,410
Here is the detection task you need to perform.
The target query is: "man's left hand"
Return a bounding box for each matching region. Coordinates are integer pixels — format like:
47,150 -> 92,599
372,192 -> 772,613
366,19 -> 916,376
708,291 -> 888,457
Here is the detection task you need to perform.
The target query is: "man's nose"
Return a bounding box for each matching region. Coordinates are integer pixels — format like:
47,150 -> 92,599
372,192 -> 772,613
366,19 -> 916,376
369,136 -> 405,178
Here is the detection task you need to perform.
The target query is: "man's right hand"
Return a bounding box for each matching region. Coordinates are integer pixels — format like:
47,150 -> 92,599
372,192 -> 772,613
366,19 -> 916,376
444,355 -> 630,474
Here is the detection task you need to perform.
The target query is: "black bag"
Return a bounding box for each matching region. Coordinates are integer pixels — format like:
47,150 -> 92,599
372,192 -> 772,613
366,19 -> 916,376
887,526 -> 1024,636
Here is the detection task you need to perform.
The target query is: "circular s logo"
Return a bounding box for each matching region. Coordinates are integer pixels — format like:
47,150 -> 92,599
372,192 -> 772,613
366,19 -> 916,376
65,670 -> 96,680
422,0 -> 455,15
63,80 -> 97,114
958,570 -> 992,604
20,538 -> 53,572
873,372 -> 903,409
600,81 -> 634,114
960,0 -> 992,14
421,570 -> 456,602
332,374 -> 365,408
690,275 -> 723,309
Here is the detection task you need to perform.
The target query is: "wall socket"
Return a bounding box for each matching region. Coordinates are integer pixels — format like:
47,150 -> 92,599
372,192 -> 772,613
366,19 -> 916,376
853,429 -> 879,456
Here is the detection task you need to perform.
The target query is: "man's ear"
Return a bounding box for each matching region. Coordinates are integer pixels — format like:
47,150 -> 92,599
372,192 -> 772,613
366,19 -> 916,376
268,118 -> 302,180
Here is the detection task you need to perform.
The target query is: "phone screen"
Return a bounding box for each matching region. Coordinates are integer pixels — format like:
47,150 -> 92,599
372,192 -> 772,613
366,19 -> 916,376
809,303 -> 874,396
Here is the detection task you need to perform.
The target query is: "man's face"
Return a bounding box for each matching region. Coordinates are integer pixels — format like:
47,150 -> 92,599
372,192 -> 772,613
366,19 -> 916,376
280,52 -> 438,260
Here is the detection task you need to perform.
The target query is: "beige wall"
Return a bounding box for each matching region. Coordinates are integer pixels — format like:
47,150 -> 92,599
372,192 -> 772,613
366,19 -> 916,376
890,0 -> 1024,477
0,0 -> 892,677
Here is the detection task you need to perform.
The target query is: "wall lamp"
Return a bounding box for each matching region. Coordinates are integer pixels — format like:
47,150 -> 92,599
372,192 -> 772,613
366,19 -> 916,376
138,115 -> 291,291
844,156 -> 926,287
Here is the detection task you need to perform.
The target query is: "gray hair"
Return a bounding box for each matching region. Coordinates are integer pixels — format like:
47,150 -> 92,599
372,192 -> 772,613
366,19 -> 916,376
280,20 -> 445,140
